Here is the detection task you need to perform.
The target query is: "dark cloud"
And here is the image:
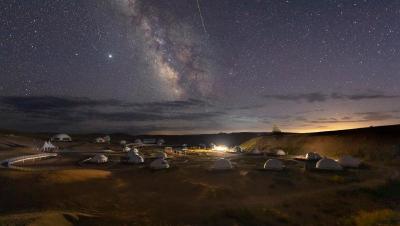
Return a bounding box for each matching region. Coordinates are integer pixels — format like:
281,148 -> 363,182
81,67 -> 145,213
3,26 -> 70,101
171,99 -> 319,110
0,96 -> 211,113
264,92 -> 327,103
0,96 -> 223,133
264,91 -> 400,103
330,92 -> 400,101
354,111 -> 399,121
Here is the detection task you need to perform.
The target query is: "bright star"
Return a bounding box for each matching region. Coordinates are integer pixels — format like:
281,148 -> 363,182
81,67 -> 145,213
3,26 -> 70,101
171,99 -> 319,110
108,54 -> 113,59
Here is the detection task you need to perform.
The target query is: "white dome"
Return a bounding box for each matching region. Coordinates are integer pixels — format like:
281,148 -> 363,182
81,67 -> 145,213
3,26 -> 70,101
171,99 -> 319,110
264,159 -> 284,170
276,149 -> 286,156
90,154 -> 108,163
306,152 -> 321,160
338,155 -> 361,168
41,141 -> 58,152
123,146 -> 131,152
120,140 -> 127,145
212,158 -> 233,170
132,148 -> 139,154
126,152 -> 144,164
150,158 -> 170,169
51,133 -> 72,142
251,149 -> 261,154
316,158 -> 343,171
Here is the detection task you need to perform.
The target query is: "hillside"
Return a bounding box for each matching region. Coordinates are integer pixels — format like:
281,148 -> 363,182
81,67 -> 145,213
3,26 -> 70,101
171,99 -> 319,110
241,124 -> 400,161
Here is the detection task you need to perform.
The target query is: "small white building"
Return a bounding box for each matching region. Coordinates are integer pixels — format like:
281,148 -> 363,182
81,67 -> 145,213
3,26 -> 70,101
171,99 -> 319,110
338,155 -> 361,168
316,158 -> 343,171
89,154 -> 108,164
150,158 -> 170,169
95,137 -> 106,143
264,159 -> 284,170
51,134 -> 72,142
125,151 -> 144,164
157,139 -> 165,146
40,141 -> 58,152
276,149 -> 286,156
305,152 -> 322,161
212,158 -> 233,170
123,146 -> 131,152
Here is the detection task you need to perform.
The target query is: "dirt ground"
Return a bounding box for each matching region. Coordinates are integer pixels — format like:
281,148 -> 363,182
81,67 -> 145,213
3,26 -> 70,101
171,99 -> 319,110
0,137 -> 399,226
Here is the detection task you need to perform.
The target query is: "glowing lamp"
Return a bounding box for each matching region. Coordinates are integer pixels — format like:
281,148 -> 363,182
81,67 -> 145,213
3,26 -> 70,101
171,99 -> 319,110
212,145 -> 228,152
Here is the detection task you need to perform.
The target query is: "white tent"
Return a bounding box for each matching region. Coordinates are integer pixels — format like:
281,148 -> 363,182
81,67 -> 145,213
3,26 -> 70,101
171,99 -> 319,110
103,135 -> 111,143
276,149 -> 286,156
95,137 -> 106,143
40,141 -> 58,152
212,158 -> 233,170
157,139 -> 165,146
316,158 -> 343,171
89,154 -> 108,163
132,148 -> 139,154
150,158 -> 170,169
123,146 -> 131,152
126,152 -> 144,164
251,149 -> 262,155
338,155 -> 361,168
305,152 -> 322,160
51,134 -> 72,142
264,159 -> 284,170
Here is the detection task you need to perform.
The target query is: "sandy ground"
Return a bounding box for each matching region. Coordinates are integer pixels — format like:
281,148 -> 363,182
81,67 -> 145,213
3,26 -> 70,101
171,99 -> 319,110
0,138 -> 399,226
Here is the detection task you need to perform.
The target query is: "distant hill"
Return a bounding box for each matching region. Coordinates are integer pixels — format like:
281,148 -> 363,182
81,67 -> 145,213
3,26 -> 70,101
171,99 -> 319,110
0,129 -> 268,147
241,124 -> 400,161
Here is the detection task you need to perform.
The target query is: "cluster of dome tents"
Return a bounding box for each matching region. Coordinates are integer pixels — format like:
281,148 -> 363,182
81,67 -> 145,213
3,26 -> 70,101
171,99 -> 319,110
84,148 -> 170,170
300,152 -> 362,170
40,134 -> 362,172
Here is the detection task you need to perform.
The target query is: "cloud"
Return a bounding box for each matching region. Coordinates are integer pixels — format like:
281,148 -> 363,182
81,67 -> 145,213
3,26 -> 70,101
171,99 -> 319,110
264,91 -> 400,103
0,96 -> 223,133
264,92 -> 327,102
330,92 -> 400,101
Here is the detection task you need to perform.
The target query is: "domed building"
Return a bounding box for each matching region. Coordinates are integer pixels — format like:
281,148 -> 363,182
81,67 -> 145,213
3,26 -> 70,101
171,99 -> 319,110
316,158 -> 343,171
264,159 -> 284,170
276,149 -> 286,156
305,152 -> 322,161
123,146 -> 131,152
89,154 -> 108,164
212,158 -> 233,170
125,151 -> 144,164
51,133 -> 72,142
150,158 -> 170,169
338,155 -> 361,168
251,149 -> 262,155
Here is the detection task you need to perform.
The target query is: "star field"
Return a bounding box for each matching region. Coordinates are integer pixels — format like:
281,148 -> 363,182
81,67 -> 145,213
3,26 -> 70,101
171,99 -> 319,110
0,0 -> 400,134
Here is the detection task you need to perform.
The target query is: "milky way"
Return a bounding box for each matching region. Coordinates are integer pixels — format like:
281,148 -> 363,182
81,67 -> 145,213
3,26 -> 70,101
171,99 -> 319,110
1,0 -> 400,134
114,0 -> 214,100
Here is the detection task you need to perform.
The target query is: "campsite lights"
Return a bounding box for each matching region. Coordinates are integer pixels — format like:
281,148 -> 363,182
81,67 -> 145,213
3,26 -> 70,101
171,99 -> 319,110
212,145 -> 229,152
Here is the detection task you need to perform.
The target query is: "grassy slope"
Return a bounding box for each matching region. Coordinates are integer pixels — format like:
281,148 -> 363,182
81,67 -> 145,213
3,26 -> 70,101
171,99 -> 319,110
241,124 -> 400,160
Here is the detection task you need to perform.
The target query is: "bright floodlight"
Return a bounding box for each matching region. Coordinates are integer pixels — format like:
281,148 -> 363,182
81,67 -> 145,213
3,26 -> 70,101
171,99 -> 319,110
213,145 -> 228,152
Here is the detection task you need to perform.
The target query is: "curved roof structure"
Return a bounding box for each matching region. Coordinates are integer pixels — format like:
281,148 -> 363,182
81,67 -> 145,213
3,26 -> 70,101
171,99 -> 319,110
316,158 -> 343,171
264,159 -> 284,170
212,158 -> 233,170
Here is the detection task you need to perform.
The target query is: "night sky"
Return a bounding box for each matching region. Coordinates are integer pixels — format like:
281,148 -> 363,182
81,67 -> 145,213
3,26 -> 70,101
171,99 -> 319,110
1,0 -> 400,134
